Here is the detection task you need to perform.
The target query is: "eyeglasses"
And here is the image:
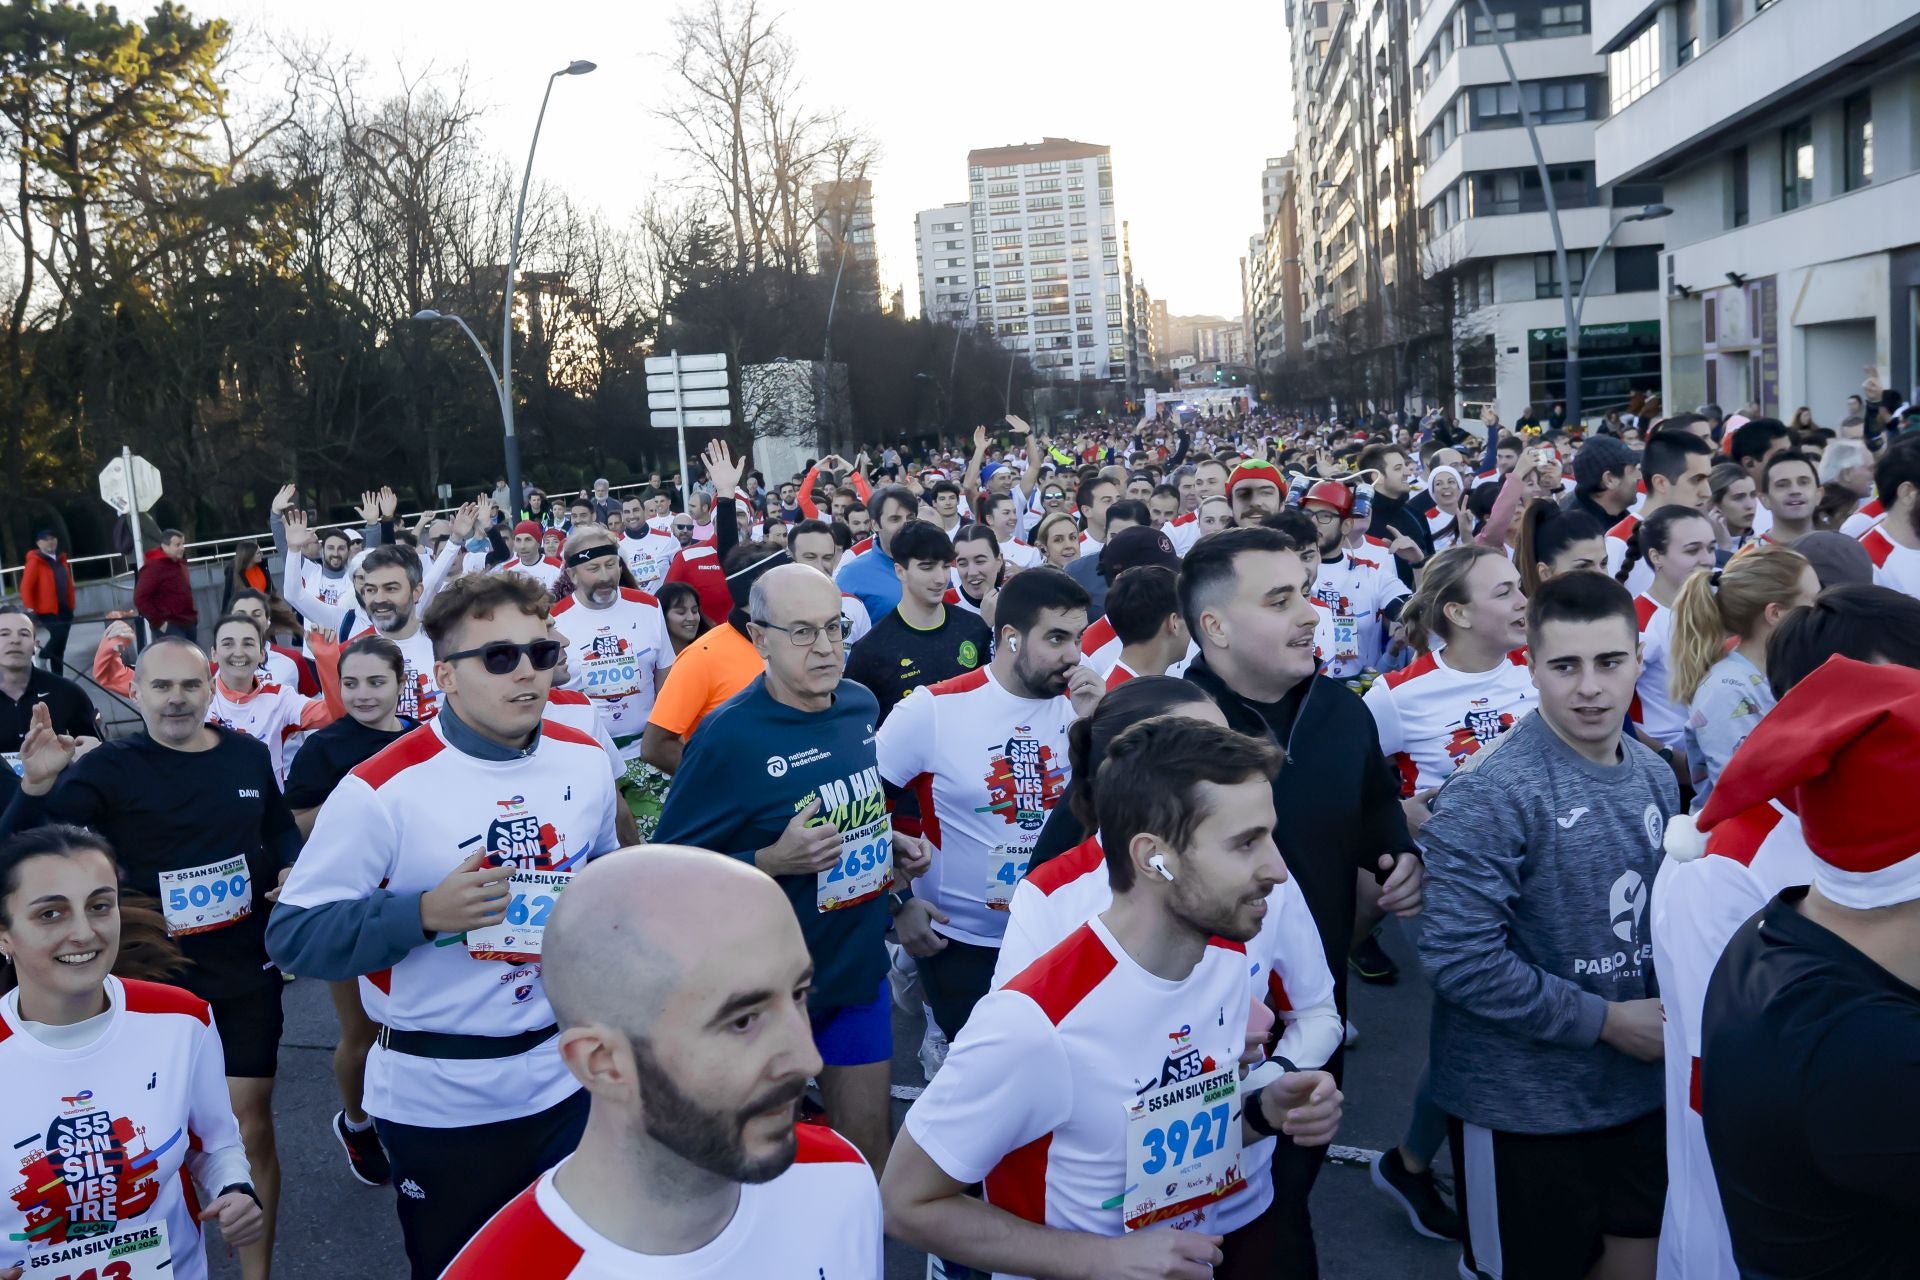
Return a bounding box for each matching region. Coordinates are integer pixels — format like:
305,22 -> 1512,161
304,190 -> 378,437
1305,510 -> 1346,526
672,523 -> 694,533
755,617 -> 853,647
442,639 -> 564,675
1042,491 -> 1066,501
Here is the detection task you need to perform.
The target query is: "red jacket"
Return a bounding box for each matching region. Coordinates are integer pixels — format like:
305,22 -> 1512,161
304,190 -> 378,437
20,551 -> 73,616
133,547 -> 196,629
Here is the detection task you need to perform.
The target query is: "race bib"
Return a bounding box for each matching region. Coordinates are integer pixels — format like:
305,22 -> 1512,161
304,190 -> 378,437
157,857 -> 252,937
3,752 -> 20,777
581,652 -> 642,696
1333,615 -> 1359,658
466,868 -> 572,963
818,816 -> 892,912
985,843 -> 1033,911
29,1219 -> 170,1280
1123,1067 -> 1245,1231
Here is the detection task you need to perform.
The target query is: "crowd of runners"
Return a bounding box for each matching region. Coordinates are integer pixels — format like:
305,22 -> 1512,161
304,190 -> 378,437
2,392 -> 1917,1280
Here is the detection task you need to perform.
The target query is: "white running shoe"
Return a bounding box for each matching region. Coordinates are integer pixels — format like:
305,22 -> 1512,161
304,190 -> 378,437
918,1019 -> 950,1080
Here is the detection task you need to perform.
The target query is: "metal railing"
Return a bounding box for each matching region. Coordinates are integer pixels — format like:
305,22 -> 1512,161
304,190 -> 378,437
3,479 -> 669,597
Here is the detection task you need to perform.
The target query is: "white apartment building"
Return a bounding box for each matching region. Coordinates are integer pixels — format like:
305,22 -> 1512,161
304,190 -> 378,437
915,202 -> 975,326
1594,0 -> 1920,418
967,137 -> 1125,381
1415,0 -> 1667,419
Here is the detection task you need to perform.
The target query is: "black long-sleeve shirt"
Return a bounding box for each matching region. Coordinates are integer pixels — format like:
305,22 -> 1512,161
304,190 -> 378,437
4,728 -> 299,998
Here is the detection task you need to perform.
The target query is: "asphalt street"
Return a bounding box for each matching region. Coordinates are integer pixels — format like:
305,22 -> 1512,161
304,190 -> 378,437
213,917 -> 1460,1280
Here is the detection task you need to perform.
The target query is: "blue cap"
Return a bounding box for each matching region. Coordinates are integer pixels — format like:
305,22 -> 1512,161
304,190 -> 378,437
980,462 -> 1005,483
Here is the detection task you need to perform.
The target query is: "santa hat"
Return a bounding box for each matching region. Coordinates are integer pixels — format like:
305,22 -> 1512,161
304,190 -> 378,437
1667,655 -> 1920,908
1226,459 -> 1284,496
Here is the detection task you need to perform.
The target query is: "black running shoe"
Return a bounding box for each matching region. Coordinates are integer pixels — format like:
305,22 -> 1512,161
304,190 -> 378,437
1349,930 -> 1400,984
1371,1147 -> 1462,1241
333,1110 -> 391,1187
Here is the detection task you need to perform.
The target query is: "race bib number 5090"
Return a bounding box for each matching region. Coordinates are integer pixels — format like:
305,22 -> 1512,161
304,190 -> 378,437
157,857 -> 252,937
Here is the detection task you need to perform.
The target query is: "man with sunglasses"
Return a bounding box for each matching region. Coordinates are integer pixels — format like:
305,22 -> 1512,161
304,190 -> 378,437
268,572 -> 621,1279
655,564 -> 932,1175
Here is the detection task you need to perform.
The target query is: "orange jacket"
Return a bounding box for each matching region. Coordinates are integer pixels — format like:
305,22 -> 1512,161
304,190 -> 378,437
20,551 -> 74,616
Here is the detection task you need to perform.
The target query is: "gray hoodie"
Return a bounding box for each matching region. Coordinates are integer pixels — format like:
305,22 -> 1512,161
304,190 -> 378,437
1416,709 -> 1677,1134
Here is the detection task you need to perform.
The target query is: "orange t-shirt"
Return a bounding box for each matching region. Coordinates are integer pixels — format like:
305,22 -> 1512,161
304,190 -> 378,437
646,624 -> 763,740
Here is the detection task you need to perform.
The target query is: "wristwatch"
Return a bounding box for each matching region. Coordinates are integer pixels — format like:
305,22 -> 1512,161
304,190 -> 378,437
218,1182 -> 263,1211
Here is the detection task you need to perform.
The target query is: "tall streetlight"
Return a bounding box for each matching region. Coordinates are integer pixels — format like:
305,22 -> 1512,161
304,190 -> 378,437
413,310 -> 507,424
1467,2 -> 1667,426
497,59 -> 595,517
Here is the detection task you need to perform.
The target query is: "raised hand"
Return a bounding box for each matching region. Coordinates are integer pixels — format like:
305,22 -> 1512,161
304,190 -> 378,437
378,486 -> 398,520
353,490 -> 379,523
450,502 -> 480,542
972,424 -> 989,454
271,483 -> 297,516
18,703 -> 79,797
282,508 -> 310,548
703,439 -> 745,497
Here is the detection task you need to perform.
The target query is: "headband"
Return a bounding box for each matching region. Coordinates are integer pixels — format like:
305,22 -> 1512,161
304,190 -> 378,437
565,543 -> 619,568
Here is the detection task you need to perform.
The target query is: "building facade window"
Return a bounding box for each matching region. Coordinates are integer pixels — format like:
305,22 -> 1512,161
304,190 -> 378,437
1608,18 -> 1660,113
1715,0 -> 1741,39
1469,163 -> 1597,215
1731,146 -> 1749,226
1614,245 -> 1660,292
1470,77 -> 1600,128
1467,0 -> 1587,44
1535,250 -> 1589,299
1676,0 -> 1700,63
1780,118 -> 1813,210
1844,92 -> 1873,190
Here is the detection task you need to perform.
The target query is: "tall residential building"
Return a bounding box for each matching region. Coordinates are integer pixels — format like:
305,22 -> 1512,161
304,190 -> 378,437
1250,153 -> 1305,371
813,178 -> 878,281
1285,0 -> 1429,409
1412,0 -> 1665,419
1594,0 -> 1920,416
915,202 -> 976,325
967,137 -> 1125,381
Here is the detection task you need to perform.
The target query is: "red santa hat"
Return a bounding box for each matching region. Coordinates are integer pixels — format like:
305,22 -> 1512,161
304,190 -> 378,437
1666,655 -> 1920,908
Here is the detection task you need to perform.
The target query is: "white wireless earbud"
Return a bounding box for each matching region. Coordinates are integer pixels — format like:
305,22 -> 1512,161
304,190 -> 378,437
1007,636 -> 1019,651
1148,854 -> 1175,882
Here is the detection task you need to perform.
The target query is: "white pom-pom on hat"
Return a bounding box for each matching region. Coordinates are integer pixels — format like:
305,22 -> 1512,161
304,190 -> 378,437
1664,812 -> 1706,862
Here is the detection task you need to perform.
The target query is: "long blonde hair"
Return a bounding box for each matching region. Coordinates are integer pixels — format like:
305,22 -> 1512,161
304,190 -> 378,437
1668,544 -> 1812,704
1398,544 -> 1507,653
1032,511 -> 1080,565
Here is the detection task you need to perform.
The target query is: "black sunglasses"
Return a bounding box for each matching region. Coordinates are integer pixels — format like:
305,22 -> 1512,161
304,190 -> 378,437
442,639 -> 564,675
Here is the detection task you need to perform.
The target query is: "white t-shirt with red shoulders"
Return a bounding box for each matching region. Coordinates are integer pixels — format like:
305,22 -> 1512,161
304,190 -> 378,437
1163,511 -> 1202,557
1631,594 -> 1685,750
1861,524 -> 1920,599
552,589 -> 675,752
1651,802 -> 1815,1280
1363,648 -> 1537,797
1605,512 -> 1657,597
0,978 -> 250,1280
618,531 -> 680,594
1310,551 -> 1409,678
905,919 -> 1264,1276
1839,496 -> 1884,539
502,556 -> 566,593
875,668 -> 1076,947
1079,616 -> 1121,675
440,1125 -> 881,1279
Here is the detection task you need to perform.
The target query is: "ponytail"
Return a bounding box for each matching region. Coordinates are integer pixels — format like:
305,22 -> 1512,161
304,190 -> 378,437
1399,544 -> 1504,653
1668,544 -> 1814,705
1667,567 -> 1723,705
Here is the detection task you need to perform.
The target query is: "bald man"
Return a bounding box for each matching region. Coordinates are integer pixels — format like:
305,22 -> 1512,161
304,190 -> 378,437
655,565 -> 930,1173
441,846 -> 883,1277
3,636 -> 298,1272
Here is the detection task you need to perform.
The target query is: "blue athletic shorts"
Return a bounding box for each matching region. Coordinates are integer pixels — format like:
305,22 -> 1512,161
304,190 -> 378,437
809,979 -> 892,1067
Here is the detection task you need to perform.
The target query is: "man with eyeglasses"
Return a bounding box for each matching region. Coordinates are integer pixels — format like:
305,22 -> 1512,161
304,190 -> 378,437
268,571 -> 621,1280
655,564 -> 932,1175
1302,480 -> 1409,680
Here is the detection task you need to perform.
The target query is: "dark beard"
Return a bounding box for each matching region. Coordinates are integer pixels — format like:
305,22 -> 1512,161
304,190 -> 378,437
630,1037 -> 803,1184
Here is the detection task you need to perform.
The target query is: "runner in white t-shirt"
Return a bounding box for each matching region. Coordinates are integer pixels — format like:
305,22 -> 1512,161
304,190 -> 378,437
1300,482 -> 1409,679
876,568 -> 1103,1046
208,614 -> 335,785
0,831 -> 265,1280
882,716 -> 1343,1280
500,520 -> 566,595
1364,546 -> 1535,806
440,849 -> 883,1280
1628,508 -> 1718,753
549,528 -> 674,761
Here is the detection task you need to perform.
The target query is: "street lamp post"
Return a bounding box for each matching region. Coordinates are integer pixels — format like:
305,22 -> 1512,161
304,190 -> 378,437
1566,203 -> 1671,424
498,59 -> 595,518
413,310 -> 508,426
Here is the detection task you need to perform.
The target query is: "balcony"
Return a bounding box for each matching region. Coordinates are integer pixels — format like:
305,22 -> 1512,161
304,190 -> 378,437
1594,0 -> 1920,183
1415,36 -> 1602,134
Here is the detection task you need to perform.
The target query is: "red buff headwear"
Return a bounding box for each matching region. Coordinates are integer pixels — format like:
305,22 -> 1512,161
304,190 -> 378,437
1226,459 -> 1285,498
512,520 -> 543,540
1669,655 -> 1920,908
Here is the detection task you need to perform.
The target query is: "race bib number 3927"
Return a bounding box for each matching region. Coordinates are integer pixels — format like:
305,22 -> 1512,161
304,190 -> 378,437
1122,1068 -> 1245,1232
157,857 -> 252,937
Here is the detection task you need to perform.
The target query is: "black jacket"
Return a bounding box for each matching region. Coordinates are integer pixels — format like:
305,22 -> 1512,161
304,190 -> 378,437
1185,656 -> 1412,1011
1367,490 -> 1434,589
